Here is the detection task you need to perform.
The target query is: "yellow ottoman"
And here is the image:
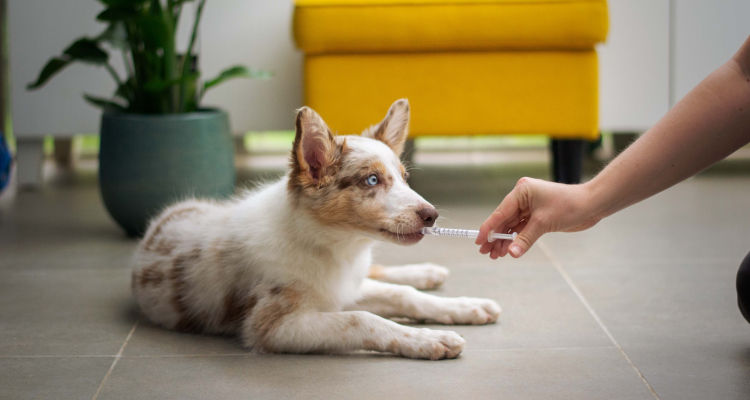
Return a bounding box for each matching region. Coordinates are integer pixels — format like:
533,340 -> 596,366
293,0 -> 609,182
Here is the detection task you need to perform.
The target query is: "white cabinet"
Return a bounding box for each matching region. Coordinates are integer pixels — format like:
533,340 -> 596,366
672,0 -> 750,103
598,0 -> 670,132
599,0 -> 750,132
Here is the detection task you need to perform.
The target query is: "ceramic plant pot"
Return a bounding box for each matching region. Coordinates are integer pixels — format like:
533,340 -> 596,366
99,109 -> 235,236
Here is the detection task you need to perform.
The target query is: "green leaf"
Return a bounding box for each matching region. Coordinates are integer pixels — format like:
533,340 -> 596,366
27,57 -> 71,90
98,0 -> 147,7
202,65 -> 272,92
149,0 -> 163,15
97,23 -> 129,50
63,38 -> 108,64
97,6 -> 138,21
83,93 -> 126,111
136,14 -> 171,49
114,78 -> 135,102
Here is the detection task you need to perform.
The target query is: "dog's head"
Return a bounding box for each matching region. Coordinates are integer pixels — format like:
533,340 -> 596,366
288,99 -> 437,245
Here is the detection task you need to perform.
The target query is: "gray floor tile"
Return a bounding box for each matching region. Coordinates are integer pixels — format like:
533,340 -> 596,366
0,356 -> 113,400
123,322 -> 245,356
547,255 -> 750,397
0,267 -> 137,356
100,348 -> 655,400
557,258 -> 748,348
423,260 -> 612,350
626,342 -> 750,400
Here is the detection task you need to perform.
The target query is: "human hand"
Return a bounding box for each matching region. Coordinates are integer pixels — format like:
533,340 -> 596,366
475,177 -> 600,259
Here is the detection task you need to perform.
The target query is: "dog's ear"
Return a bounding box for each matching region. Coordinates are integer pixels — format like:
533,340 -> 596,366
293,106 -> 337,183
363,98 -> 410,156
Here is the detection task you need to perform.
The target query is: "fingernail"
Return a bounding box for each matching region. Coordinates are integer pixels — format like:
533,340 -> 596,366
510,244 -> 523,257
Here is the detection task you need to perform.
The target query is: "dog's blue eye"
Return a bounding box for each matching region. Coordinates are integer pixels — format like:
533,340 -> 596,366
365,174 -> 378,186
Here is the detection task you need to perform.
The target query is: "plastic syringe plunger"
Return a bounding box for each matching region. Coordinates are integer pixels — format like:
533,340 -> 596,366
421,226 -> 517,242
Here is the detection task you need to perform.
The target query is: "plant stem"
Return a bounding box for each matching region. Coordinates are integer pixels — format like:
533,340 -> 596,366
105,63 -> 123,87
163,9 -> 177,112
122,49 -> 134,85
178,0 -> 206,112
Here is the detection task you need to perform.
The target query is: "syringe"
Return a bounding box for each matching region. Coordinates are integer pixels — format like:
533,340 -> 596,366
421,226 -> 517,242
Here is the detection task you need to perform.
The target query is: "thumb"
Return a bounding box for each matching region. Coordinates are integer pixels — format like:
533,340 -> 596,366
509,219 -> 546,258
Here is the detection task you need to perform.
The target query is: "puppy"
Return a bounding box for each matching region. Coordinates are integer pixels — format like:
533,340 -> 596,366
132,99 -> 501,360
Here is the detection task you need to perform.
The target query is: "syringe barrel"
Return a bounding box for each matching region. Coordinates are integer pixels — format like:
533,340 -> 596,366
431,227 -> 479,238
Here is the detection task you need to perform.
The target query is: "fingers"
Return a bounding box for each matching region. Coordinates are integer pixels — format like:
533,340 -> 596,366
475,189 -> 521,246
489,239 -> 512,259
483,218 -> 544,258
477,177 -> 551,259
507,218 -> 545,258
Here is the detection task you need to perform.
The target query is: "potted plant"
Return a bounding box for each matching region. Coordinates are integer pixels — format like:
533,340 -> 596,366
27,0 -> 269,236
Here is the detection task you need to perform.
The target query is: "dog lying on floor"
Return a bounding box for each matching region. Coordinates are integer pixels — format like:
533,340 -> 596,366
131,99 -> 500,360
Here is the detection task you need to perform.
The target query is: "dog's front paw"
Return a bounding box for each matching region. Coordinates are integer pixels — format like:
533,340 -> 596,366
431,297 -> 501,325
375,263 -> 450,290
394,328 -> 465,360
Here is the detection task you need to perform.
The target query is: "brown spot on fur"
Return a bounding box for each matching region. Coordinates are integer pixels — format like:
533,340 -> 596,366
143,207 -> 201,252
363,339 -> 377,350
306,176 -> 392,229
387,339 -> 400,354
138,263 -> 164,287
246,295 -> 258,316
335,160 -> 391,192
270,286 -> 283,295
367,264 -> 386,280
209,240 -> 237,267
154,240 -> 176,256
336,174 -> 359,190
221,288 -> 246,328
348,315 -> 360,328
369,161 -> 391,187
169,248 -> 204,333
252,286 -> 302,350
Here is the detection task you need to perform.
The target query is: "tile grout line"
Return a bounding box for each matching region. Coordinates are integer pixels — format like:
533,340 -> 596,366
91,321 -> 139,400
0,355 -> 116,359
538,241 -> 662,400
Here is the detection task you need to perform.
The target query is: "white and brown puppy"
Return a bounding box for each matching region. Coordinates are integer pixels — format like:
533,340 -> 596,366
132,99 -> 500,360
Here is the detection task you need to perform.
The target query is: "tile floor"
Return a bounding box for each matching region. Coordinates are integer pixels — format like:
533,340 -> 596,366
1,153 -> 749,400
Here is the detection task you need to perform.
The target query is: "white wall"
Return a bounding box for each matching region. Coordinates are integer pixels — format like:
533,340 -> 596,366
8,0 -> 750,138
9,0 -> 112,136
200,0 -> 302,132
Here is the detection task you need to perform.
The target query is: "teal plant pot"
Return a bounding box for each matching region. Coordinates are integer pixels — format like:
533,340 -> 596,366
99,109 -> 235,237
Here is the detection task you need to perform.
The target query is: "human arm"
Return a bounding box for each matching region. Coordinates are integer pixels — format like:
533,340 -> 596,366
476,35 -> 750,259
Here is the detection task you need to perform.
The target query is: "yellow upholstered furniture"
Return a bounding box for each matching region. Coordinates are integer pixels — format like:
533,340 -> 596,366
293,0 -> 609,182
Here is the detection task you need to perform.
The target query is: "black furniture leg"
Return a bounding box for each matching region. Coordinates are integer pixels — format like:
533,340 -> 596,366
738,251 -> 750,324
550,139 -> 584,184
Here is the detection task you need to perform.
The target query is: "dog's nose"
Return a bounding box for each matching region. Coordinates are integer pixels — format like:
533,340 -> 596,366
417,207 -> 438,227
